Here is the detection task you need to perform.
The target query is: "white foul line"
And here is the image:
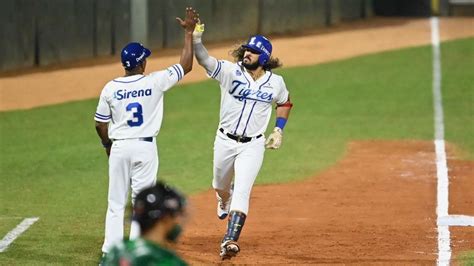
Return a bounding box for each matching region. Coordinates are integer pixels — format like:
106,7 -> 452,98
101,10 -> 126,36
431,17 -> 474,265
0,217 -> 39,253
431,17 -> 452,266
435,140 -> 450,219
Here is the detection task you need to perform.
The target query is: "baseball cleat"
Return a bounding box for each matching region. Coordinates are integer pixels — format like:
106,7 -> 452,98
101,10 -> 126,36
220,240 -> 240,260
216,193 -> 231,220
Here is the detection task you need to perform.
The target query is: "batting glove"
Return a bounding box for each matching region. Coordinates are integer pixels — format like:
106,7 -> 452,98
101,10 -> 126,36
193,21 -> 205,44
265,127 -> 283,149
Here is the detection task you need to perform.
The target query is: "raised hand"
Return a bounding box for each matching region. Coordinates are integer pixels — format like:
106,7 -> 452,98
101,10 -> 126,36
176,7 -> 199,33
193,19 -> 205,44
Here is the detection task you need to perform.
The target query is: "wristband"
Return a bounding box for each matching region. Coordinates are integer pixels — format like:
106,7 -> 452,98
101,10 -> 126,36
275,117 -> 287,130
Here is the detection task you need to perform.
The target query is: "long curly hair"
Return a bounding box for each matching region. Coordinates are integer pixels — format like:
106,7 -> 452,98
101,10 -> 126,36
230,45 -> 282,70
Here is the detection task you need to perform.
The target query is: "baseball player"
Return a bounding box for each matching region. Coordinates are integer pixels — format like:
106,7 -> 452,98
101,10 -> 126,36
102,182 -> 188,265
94,7 -> 198,257
193,23 -> 293,259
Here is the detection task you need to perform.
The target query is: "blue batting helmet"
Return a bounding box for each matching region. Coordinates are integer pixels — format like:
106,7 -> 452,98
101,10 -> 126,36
242,35 -> 272,66
121,42 -> 151,70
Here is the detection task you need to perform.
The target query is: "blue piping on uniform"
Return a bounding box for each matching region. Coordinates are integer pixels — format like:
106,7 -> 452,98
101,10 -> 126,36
95,113 -> 111,119
176,64 -> 183,79
242,101 -> 257,136
241,69 -> 251,88
113,75 -> 145,83
258,72 -> 272,90
233,99 -> 247,134
172,65 -> 181,80
232,96 -> 272,103
212,61 -> 222,79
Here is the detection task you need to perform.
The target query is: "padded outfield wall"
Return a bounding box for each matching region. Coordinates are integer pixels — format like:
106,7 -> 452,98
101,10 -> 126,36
0,0 -> 373,71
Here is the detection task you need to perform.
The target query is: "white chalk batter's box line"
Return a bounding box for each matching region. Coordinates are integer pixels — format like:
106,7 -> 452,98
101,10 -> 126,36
438,215 -> 474,226
0,217 -> 39,253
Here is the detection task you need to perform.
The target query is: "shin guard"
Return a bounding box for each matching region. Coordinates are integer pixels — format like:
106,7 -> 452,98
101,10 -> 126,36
223,211 -> 246,242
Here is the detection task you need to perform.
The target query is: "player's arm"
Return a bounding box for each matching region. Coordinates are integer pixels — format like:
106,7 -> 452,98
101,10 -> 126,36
192,21 -> 218,74
94,89 -> 112,157
265,96 -> 293,149
95,122 -> 112,157
175,7 -> 199,75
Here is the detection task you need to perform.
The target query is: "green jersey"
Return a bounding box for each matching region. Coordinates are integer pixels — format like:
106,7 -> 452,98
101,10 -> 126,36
103,238 -> 187,266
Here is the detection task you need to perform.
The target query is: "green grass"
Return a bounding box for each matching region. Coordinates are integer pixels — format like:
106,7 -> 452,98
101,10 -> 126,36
0,37 -> 472,264
0,218 -> 23,239
459,251 -> 474,265
441,38 -> 474,159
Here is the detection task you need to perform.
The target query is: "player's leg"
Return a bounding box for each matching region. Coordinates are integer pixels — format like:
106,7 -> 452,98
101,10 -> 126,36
129,140 -> 159,239
212,134 -> 237,219
220,138 -> 265,259
231,137 -> 265,214
102,141 -> 131,253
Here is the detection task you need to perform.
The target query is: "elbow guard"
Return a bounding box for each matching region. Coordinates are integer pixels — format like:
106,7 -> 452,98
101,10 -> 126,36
277,101 -> 293,109
276,95 -> 293,109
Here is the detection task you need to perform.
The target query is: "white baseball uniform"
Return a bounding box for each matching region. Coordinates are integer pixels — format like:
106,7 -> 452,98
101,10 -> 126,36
207,59 -> 289,214
94,63 -> 184,253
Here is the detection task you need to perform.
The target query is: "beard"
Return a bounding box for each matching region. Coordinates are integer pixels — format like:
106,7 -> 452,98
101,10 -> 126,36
242,60 -> 260,70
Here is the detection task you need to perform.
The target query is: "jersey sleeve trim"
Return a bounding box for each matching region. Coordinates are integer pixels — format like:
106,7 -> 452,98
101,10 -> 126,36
211,60 -> 222,79
172,64 -> 184,81
94,112 -> 111,122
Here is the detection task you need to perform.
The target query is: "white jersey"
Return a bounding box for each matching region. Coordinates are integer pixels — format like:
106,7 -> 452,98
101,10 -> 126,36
209,60 -> 289,137
94,64 -> 184,139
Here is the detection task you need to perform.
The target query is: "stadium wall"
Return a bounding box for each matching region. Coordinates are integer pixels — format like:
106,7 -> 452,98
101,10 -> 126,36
0,0 -> 374,71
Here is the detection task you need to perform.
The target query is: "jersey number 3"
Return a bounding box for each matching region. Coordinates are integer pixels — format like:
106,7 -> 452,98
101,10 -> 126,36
126,102 -> 143,127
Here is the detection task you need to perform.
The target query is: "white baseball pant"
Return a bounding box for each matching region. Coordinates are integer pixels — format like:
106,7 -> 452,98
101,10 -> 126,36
101,138 -> 158,253
212,130 -> 265,215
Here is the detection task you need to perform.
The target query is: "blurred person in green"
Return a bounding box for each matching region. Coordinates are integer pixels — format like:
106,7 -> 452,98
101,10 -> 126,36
101,182 -> 188,266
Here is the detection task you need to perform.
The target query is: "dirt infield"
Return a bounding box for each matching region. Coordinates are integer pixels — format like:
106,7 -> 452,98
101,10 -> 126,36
0,17 -> 473,111
177,141 -> 474,264
1,17 -> 473,263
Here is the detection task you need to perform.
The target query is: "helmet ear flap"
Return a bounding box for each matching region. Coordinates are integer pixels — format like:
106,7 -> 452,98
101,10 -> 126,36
258,53 -> 269,66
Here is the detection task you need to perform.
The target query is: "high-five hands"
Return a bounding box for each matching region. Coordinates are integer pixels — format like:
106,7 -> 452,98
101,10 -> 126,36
176,7 -> 199,33
193,19 -> 205,43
